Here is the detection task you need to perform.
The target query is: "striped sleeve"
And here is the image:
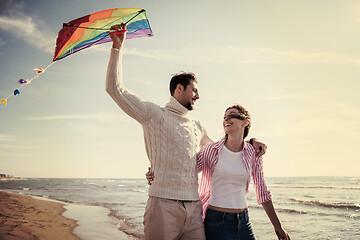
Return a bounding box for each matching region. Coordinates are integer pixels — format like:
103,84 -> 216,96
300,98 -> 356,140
198,142 -> 222,219
197,145 -> 212,220
252,156 -> 272,204
106,48 -> 148,124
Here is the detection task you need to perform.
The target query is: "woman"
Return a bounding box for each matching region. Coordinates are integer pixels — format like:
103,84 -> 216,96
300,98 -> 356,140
147,104 -> 290,240
196,104 -> 289,240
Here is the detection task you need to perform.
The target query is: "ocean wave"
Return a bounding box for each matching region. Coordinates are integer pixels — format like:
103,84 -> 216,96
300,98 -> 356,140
278,208 -> 308,214
248,204 -> 308,215
271,185 -> 360,190
47,196 -> 74,204
249,203 -> 360,220
131,189 -> 146,193
110,210 -> 144,240
92,202 -> 126,208
118,180 -> 139,183
303,195 -> 315,198
82,182 -> 107,188
25,193 -> 75,204
291,198 -> 360,210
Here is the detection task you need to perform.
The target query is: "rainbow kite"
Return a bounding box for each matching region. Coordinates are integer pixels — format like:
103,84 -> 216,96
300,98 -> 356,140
1,8 -> 153,107
54,8 -> 153,61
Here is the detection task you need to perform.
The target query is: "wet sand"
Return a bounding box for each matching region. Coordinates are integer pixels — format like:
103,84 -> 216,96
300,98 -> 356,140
0,191 -> 79,240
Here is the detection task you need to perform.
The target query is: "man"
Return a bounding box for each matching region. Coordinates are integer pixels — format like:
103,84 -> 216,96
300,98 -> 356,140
106,24 -> 266,240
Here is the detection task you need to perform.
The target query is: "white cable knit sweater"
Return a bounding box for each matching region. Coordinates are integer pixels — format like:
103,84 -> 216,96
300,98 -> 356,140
106,48 -> 210,200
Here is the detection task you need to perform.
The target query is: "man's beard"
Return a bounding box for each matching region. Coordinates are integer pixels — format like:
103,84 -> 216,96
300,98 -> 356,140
185,102 -> 193,110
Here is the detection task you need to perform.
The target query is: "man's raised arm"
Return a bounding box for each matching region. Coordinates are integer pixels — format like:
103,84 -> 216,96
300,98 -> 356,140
106,23 -> 148,124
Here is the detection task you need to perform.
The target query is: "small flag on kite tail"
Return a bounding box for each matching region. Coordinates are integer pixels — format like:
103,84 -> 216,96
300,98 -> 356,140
0,8 -> 153,108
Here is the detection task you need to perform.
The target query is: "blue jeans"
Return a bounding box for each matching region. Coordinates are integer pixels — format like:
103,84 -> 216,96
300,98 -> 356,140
204,208 -> 255,240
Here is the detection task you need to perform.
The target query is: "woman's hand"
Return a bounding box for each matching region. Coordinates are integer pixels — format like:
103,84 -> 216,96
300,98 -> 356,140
275,227 -> 291,240
145,167 -> 155,185
262,200 -> 290,240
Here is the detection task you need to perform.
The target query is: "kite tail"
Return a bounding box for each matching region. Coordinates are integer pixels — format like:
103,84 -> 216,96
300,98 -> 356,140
0,61 -> 57,108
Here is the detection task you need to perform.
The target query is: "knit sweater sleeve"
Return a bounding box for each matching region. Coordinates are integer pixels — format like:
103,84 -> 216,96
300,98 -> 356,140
199,124 -> 213,147
106,48 -> 148,124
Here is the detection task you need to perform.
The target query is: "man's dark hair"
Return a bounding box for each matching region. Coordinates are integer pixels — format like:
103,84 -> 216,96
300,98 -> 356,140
169,72 -> 197,96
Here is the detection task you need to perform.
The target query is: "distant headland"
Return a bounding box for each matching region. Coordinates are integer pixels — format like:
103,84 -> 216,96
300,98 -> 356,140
0,173 -> 20,180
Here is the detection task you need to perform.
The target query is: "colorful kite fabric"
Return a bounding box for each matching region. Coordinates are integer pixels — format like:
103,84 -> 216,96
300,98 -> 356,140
53,8 -> 153,61
1,8 -> 153,107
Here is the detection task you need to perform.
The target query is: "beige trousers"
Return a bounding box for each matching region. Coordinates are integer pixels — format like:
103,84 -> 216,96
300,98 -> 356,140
143,196 -> 205,240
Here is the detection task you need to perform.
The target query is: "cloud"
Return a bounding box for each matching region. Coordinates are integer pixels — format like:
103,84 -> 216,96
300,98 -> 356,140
102,45 -> 360,67
258,95 -> 360,138
2,7 -> 356,67
2,5 -> 359,68
345,57 -> 360,66
259,90 -> 332,101
179,46 -> 360,66
0,144 -> 40,150
348,120 -> 360,125
24,114 -> 131,137
0,134 -> 18,142
91,45 -> 177,62
0,134 -> 43,150
26,113 -> 130,123
26,114 -> 92,121
0,13 -> 56,53
124,47 -> 177,61
318,98 -> 360,120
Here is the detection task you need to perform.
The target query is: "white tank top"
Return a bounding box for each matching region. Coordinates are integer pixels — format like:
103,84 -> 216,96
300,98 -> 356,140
208,145 -> 250,209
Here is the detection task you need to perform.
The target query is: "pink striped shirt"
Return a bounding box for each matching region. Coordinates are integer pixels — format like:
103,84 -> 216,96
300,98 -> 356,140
197,139 -> 271,217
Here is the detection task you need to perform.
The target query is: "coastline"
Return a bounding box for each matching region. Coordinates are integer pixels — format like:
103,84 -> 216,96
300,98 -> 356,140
0,177 -> 21,180
0,190 -> 79,240
0,177 -> 359,239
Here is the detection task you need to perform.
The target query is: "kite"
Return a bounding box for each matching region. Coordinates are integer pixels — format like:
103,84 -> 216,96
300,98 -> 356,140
53,8 -> 153,61
1,8 -> 153,107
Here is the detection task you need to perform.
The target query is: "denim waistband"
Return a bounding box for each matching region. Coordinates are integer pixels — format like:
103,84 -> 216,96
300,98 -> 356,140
206,207 -> 249,221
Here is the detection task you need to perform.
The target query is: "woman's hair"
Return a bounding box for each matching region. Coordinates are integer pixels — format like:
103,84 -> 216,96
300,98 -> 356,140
225,104 -> 251,139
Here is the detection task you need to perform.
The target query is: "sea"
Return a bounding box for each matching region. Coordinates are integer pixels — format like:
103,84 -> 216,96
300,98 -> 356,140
0,176 -> 359,240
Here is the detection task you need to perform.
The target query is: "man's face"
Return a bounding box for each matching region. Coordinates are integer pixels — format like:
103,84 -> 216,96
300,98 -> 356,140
180,81 -> 199,111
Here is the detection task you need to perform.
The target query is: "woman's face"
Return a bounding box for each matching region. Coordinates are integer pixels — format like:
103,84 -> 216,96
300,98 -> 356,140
223,108 -> 249,135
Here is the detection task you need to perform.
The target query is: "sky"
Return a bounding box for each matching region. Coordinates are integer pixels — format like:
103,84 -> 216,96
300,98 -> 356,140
0,0 -> 359,178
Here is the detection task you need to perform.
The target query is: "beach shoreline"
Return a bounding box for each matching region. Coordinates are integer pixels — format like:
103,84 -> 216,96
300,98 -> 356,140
0,190 -> 79,240
1,177 -> 358,239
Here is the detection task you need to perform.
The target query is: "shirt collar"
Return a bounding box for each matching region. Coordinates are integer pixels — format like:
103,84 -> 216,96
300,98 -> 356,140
243,141 -> 250,151
214,138 -> 251,152
165,96 -> 189,116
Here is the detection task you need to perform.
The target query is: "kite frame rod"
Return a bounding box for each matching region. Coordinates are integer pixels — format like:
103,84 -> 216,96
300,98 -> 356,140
64,9 -> 145,30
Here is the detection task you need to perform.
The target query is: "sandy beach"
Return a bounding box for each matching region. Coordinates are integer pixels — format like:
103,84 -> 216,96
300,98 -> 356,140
0,191 -> 79,240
